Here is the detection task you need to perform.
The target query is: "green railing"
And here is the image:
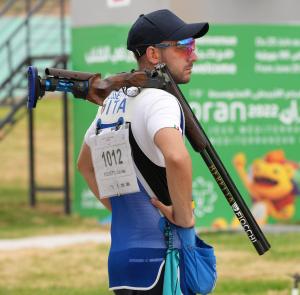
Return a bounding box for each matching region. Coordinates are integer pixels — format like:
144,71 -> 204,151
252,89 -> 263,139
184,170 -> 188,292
0,0 -> 71,215
0,0 -> 70,133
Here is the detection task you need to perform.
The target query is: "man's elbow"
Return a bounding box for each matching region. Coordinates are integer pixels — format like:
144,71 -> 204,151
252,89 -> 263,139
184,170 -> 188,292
165,150 -> 191,168
77,143 -> 94,174
77,157 -> 91,175
77,158 -> 84,173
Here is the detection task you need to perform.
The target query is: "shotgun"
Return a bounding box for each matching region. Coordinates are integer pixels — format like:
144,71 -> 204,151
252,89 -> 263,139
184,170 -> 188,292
27,66 -> 166,108
27,64 -> 271,255
154,64 -> 271,255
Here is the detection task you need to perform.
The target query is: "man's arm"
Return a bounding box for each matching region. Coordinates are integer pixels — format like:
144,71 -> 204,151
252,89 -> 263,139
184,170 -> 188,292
77,142 -> 112,211
152,127 -> 194,228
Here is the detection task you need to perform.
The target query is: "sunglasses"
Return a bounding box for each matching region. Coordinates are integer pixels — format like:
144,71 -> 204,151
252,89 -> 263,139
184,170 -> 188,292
154,38 -> 196,56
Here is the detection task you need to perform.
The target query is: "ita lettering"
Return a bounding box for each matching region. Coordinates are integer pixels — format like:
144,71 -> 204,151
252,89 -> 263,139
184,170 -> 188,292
102,90 -> 127,115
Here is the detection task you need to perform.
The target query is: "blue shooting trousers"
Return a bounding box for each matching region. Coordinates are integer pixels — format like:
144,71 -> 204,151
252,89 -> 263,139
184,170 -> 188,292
113,268 -> 164,295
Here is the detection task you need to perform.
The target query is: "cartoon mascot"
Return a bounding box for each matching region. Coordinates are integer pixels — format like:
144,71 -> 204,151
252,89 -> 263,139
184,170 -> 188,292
233,150 -> 299,225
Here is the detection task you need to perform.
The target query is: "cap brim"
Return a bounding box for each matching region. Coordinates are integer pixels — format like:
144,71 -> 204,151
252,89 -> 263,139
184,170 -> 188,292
168,22 -> 209,40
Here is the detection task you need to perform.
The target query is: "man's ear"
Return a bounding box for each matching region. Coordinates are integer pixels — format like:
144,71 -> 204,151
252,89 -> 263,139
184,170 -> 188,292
145,46 -> 160,65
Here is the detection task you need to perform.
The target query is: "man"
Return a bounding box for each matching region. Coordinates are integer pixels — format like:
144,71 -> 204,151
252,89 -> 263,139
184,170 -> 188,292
77,9 -> 209,294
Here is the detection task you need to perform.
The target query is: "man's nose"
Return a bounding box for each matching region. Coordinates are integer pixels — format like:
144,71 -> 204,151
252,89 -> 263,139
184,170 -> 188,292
189,51 -> 198,62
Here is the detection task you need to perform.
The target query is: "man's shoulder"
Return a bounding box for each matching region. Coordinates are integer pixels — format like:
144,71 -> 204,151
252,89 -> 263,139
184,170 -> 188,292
141,87 -> 173,96
138,88 -> 177,104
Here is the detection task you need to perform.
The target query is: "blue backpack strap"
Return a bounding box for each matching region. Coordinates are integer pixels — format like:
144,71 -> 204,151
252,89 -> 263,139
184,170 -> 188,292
163,221 -> 181,295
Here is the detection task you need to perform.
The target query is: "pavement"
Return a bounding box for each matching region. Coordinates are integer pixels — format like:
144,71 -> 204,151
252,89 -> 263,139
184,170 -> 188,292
0,224 -> 299,251
0,232 -> 110,251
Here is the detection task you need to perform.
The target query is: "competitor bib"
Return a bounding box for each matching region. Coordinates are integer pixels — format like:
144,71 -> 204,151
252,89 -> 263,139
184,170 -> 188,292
88,124 -> 140,198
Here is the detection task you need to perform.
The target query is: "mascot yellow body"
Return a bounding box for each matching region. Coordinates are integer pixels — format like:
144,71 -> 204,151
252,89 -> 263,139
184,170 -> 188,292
233,150 -> 298,225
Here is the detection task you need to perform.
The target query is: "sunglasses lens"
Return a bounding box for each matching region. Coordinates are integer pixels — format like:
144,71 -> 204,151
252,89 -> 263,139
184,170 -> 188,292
177,38 -> 194,46
155,38 -> 196,56
177,38 -> 195,55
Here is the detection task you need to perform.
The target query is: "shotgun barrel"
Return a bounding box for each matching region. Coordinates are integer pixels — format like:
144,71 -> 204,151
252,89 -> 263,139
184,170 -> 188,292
157,63 -> 271,255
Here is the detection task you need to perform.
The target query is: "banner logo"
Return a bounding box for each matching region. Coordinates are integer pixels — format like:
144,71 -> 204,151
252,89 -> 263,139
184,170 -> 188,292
107,0 -> 131,8
192,176 -> 218,218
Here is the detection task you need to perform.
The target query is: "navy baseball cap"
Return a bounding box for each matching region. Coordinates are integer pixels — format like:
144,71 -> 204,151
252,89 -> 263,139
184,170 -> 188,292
127,9 -> 209,57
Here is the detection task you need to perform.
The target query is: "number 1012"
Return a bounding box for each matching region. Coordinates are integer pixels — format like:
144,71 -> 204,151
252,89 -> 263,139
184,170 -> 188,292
101,149 -> 123,167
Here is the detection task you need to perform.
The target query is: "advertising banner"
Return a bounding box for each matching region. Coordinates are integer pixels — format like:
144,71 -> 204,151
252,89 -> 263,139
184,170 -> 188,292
72,24 -> 300,228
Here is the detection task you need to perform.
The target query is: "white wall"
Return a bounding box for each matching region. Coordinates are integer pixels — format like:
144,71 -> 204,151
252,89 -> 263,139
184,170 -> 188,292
172,0 -> 300,23
71,0 -> 170,27
71,0 -> 300,27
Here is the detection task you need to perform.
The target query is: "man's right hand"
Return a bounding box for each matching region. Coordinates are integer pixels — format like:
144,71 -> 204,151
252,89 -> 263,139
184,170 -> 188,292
151,198 -> 177,224
151,197 -> 194,228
